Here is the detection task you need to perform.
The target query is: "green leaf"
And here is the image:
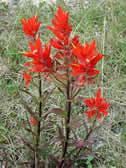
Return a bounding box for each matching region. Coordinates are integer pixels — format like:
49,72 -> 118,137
88,164 -> 92,168
0,124 -> 8,143
121,124 -> 126,144
0,137 -> 6,143
87,155 -> 94,161
0,124 -> 8,134
74,162 -> 78,166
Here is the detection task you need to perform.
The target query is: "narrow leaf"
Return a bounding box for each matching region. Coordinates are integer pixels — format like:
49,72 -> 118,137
48,154 -> 60,167
17,161 -> 31,165
56,127 -> 65,142
24,127 -> 37,136
58,127 -> 64,139
73,141 -> 88,148
21,89 -> 39,104
44,108 -> 67,119
21,101 -> 37,118
20,135 -> 34,151
43,86 -> 56,103
37,143 -> 49,150
71,120 -> 81,129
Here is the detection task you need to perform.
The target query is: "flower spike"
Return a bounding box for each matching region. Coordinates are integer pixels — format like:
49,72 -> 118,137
84,88 -> 110,121
22,36 -> 53,73
70,40 -> 104,86
21,15 -> 41,38
47,6 -> 72,40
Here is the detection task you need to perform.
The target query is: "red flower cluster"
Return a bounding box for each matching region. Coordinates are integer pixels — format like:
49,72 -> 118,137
47,6 -> 73,63
84,88 -> 110,120
21,16 -> 53,85
23,36 -> 53,73
47,6 -> 72,41
21,16 -> 41,38
20,6 -> 110,122
70,40 -> 104,85
21,7 -> 104,88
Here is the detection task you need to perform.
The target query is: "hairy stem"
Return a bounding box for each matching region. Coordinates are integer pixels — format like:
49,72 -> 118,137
64,80 -> 71,157
37,73 -> 42,145
36,73 -> 42,166
60,78 -> 71,168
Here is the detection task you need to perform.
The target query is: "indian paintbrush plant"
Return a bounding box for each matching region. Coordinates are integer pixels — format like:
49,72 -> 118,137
19,6 -> 110,168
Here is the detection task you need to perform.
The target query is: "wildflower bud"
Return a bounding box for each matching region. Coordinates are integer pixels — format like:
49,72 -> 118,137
30,118 -> 37,125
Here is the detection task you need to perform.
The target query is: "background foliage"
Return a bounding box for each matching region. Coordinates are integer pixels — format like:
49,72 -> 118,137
0,0 -> 126,167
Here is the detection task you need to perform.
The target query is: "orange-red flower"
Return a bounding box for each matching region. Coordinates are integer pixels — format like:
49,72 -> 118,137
47,6 -> 72,41
22,36 -> 53,73
50,38 -> 64,50
30,118 -> 37,125
23,72 -> 33,87
70,40 -> 104,85
71,35 -> 80,48
21,16 -> 41,38
84,88 -> 110,120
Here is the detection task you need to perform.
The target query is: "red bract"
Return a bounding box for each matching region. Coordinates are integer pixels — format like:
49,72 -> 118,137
84,88 -> 110,120
50,36 -> 80,73
22,36 -> 53,73
47,6 -> 72,41
47,7 -> 81,70
71,35 -> 80,48
30,118 -> 37,125
70,40 -> 104,85
50,38 -> 64,50
23,72 -> 33,87
21,16 -> 41,38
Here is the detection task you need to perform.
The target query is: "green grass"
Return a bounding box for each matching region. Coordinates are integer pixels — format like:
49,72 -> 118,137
0,0 -> 126,167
